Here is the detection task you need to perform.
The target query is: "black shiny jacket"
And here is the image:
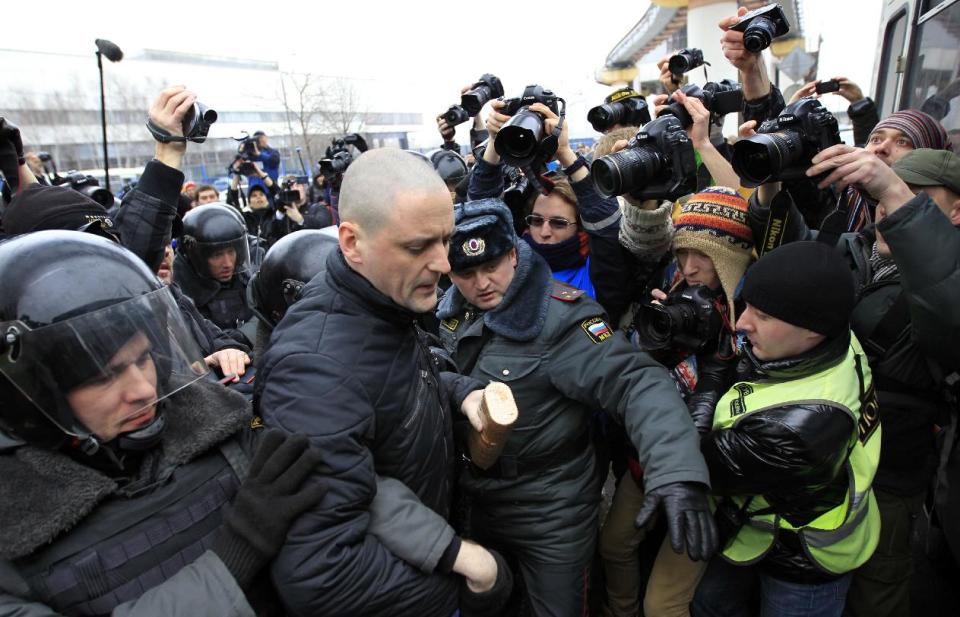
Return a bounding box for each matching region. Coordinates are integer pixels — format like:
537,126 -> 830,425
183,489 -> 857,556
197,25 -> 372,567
702,333 -> 857,582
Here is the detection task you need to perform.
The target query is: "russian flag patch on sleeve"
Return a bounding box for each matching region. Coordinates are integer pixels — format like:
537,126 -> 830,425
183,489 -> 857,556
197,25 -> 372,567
580,316 -> 612,344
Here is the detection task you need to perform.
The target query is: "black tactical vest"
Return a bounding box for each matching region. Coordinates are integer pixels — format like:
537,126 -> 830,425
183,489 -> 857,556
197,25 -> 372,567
10,441 -> 274,616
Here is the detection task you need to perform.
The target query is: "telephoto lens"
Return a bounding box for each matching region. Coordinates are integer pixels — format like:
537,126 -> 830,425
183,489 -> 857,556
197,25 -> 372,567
731,98 -> 840,186
591,146 -> 664,199
668,48 -> 705,76
496,110 -> 546,167
461,74 -> 505,116
590,115 -> 696,201
587,89 -> 651,133
493,85 -> 560,168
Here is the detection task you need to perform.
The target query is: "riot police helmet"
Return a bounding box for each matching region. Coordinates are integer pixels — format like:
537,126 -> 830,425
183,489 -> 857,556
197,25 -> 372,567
0,231 -> 208,461
178,204 -> 250,281
247,229 -> 338,329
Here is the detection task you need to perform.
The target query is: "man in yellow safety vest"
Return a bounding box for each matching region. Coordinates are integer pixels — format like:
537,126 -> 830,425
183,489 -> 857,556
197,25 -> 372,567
690,240 -> 881,617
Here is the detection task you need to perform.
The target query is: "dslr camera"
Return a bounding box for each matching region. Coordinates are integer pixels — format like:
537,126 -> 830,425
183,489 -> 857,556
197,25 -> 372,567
635,285 -> 722,354
319,133 -> 369,180
590,114 -> 697,202
52,171 -> 113,207
660,80 -> 744,128
494,85 -> 563,168
441,73 -> 505,127
668,48 -> 706,79
588,88 -> 652,133
732,97 -> 841,187
730,3 -> 791,53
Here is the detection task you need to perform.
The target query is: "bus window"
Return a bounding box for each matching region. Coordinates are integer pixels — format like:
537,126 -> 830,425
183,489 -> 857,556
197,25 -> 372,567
903,0 -> 960,137
876,9 -> 908,119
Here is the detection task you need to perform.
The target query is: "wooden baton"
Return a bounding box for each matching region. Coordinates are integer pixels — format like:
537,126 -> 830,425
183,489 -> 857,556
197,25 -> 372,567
468,381 -> 519,470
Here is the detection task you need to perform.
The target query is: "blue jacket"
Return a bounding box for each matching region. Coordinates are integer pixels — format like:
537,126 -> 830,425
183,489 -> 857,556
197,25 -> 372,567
248,146 -> 281,190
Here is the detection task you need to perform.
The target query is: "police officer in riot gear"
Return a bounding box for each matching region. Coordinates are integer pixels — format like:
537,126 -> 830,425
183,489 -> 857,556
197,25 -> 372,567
174,204 -> 255,345
0,230 -> 326,616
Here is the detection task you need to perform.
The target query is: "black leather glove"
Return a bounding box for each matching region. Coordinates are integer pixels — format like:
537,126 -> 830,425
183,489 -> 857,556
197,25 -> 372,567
635,481 -> 718,562
687,352 -> 737,433
0,118 -> 25,193
459,548 -> 514,617
213,429 -> 325,587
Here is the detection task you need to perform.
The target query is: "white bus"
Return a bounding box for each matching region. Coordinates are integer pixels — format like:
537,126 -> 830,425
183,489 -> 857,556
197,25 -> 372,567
873,0 -> 960,138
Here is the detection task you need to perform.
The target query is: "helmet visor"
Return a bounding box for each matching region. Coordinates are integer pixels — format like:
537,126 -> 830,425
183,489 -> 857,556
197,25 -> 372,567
188,236 -> 251,281
0,288 -> 209,441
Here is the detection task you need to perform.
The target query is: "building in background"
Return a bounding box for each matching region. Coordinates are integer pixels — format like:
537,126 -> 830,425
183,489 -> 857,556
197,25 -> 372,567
1,47 -> 422,184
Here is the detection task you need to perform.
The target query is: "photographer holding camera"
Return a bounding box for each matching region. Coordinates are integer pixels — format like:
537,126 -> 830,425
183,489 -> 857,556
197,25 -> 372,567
719,6 -> 951,232
468,92 -> 634,323
246,130 -> 280,190
789,77 -> 880,147
226,159 -> 302,253
600,188 -> 754,617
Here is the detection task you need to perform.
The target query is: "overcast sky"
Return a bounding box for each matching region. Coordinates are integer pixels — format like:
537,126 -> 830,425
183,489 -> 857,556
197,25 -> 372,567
3,0 -> 884,140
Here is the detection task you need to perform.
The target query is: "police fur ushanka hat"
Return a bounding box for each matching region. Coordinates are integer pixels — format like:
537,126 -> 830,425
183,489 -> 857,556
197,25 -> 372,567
449,198 -> 518,272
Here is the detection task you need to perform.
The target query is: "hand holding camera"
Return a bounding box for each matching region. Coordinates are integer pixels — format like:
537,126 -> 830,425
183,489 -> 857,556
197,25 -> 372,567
669,90 -> 712,149
806,144 -> 913,211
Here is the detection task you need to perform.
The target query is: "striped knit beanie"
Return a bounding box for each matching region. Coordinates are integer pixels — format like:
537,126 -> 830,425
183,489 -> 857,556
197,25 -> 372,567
870,109 -> 953,152
671,187 -> 754,325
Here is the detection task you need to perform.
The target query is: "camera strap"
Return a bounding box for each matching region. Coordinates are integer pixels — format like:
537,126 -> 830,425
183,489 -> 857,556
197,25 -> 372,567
145,119 -> 188,144
817,188 -> 853,247
759,190 -> 793,256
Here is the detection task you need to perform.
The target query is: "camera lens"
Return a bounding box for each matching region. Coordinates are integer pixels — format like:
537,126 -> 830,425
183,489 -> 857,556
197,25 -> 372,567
495,109 -> 545,167
587,104 -> 619,133
78,184 -> 113,208
591,147 -> 662,198
637,304 -> 675,350
461,86 -> 491,116
201,108 -> 218,123
743,16 -> 777,53
462,74 -> 504,115
442,105 -> 470,126
658,101 -> 693,129
731,131 -> 804,185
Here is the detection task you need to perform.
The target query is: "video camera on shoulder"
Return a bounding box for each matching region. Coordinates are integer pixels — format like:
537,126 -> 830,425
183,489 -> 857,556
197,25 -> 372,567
590,114 -> 697,202
729,3 -> 791,53
52,171 -> 113,208
318,133 -> 369,181
732,98 -> 840,187
441,73 -> 505,127
660,80 -> 744,128
636,285 -> 723,355
494,85 -> 564,169
588,88 -> 651,133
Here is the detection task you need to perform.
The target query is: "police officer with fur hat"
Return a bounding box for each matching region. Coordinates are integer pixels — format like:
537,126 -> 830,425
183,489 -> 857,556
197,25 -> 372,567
174,204 -> 255,345
438,198 -> 716,616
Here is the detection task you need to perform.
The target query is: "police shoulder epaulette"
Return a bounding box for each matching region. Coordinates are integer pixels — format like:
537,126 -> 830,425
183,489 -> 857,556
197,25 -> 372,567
550,281 -> 585,302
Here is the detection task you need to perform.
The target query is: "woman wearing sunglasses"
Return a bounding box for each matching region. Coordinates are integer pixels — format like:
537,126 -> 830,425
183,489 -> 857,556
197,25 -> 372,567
523,176 -> 595,300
